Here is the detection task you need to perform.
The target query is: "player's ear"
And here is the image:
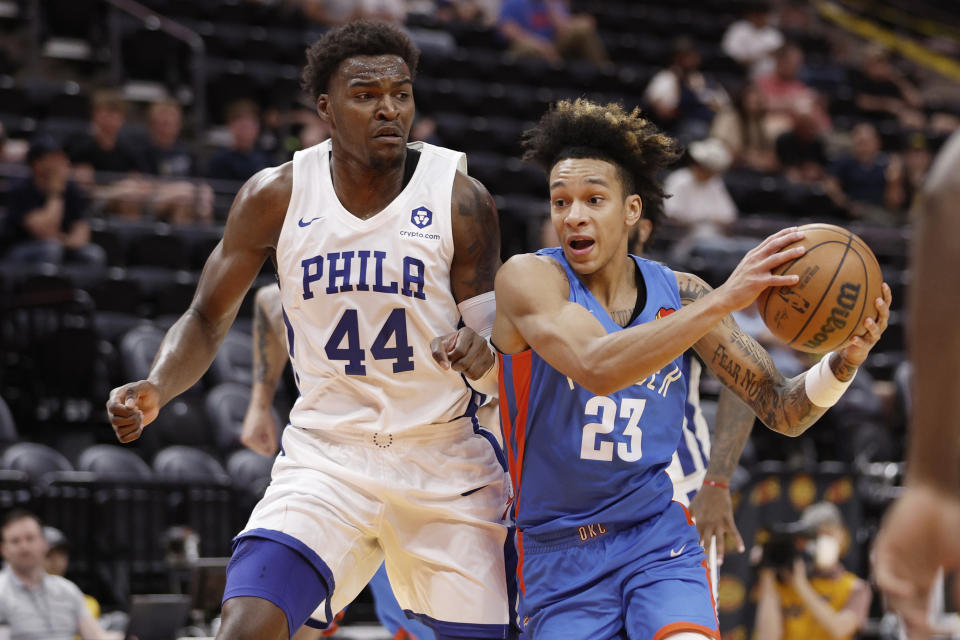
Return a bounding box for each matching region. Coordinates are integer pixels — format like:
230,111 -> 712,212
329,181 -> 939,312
316,94 -> 332,123
624,194 -> 642,226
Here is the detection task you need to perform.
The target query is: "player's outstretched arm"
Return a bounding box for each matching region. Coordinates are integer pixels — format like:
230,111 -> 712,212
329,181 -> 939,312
106,165 -> 290,443
873,130 -> 960,637
690,387 -> 753,562
684,272 -> 892,437
493,228 -> 807,395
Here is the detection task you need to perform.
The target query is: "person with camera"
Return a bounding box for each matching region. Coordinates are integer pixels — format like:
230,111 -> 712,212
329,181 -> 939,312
754,502 -> 871,640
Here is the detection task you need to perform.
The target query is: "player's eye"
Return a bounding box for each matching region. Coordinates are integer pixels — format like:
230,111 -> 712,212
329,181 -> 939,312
553,199 -> 566,208
589,196 -> 604,204
396,91 -> 410,99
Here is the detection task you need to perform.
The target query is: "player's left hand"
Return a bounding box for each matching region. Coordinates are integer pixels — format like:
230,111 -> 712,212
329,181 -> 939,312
431,327 -> 495,380
837,282 -> 892,367
690,481 -> 745,566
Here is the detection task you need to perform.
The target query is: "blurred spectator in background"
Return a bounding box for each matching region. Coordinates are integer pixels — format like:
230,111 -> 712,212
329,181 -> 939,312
853,45 -> 925,129
67,89 -> 148,176
754,502 -> 870,640
2,136 -> 106,267
67,89 -> 152,219
899,130 -> 933,208
435,0 -> 498,25
757,44 -> 831,134
301,0 -> 407,25
144,98 -> 197,178
710,83 -> 778,172
497,0 -> 608,67
663,138 -> 737,240
142,98 -> 213,225
43,527 -> 101,621
644,37 -> 729,145
208,99 -> 271,182
0,510 -> 122,640
775,108 -> 828,184
0,122 -> 7,162
826,122 -> 905,221
722,0 -> 784,78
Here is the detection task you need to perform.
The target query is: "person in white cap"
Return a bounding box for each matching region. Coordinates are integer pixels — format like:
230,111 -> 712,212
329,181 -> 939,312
663,138 -> 738,238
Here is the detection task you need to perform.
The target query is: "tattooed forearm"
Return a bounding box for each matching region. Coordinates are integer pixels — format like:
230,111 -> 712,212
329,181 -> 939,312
252,285 -> 287,389
451,173 -> 501,301
702,316 -> 828,437
704,389 -> 756,481
828,351 -> 859,382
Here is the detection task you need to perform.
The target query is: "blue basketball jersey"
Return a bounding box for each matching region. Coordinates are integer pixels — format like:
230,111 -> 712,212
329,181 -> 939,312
499,248 -> 688,538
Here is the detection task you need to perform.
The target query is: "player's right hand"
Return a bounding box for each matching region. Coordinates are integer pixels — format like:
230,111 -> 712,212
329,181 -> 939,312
873,485 -> 960,638
690,481 -> 745,566
106,381 -> 160,443
716,227 -> 806,313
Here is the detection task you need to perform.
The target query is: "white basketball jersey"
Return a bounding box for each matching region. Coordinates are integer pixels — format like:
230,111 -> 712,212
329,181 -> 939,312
275,139 -> 476,435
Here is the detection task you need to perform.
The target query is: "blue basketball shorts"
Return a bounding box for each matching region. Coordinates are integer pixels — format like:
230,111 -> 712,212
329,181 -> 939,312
517,501 -> 719,639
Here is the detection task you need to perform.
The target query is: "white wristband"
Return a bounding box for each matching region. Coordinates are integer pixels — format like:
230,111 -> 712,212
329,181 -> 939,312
467,340 -> 499,397
804,352 -> 855,408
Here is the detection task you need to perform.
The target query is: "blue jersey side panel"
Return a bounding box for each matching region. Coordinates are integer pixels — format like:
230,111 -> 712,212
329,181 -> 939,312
500,248 -> 688,536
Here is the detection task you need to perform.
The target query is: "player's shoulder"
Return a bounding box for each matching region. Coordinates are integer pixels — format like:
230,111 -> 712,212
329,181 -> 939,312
673,270 -> 713,304
496,252 -> 569,299
223,162 -> 292,249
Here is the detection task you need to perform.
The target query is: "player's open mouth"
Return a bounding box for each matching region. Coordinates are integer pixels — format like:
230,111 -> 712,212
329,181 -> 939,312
568,237 -> 595,255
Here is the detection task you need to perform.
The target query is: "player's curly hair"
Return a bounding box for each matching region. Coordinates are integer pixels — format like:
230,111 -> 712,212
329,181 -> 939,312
522,99 -> 679,232
301,21 -> 420,100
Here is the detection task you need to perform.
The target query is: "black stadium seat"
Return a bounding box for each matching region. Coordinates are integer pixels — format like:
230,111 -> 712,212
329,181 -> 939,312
153,445 -> 229,483
0,395 -> 18,445
77,444 -> 153,479
0,442 -> 73,482
209,332 -> 253,387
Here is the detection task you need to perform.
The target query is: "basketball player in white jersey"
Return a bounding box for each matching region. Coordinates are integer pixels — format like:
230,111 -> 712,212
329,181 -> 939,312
107,21 -> 511,640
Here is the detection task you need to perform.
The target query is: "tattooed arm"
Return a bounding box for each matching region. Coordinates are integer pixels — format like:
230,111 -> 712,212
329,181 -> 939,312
450,171 -> 501,302
241,284 -> 287,456
679,272 -> 891,436
690,387 -> 754,560
432,172 -> 503,381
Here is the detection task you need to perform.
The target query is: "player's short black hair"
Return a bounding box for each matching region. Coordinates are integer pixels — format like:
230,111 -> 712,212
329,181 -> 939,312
522,99 -> 679,235
301,20 -> 420,100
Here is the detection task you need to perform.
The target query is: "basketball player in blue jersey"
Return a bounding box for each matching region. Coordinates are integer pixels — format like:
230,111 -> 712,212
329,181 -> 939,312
493,99 -> 892,639
107,21 -> 511,640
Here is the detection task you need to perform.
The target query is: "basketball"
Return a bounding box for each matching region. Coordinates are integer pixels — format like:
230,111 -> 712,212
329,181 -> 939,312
757,224 -> 883,353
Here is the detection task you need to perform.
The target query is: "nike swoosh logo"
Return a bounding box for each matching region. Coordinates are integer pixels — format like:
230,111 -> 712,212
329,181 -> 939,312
298,216 -> 323,227
670,544 -> 687,558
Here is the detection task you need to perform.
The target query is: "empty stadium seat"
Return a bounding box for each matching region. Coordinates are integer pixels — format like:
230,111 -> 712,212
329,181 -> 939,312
153,445 -> 229,482
226,448 -> 273,492
0,442 -> 73,482
208,332 -> 253,387
77,444 -> 153,479
0,395 -> 18,444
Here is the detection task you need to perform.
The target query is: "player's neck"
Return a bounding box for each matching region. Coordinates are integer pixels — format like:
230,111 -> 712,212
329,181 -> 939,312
329,148 -> 407,220
577,252 -> 637,311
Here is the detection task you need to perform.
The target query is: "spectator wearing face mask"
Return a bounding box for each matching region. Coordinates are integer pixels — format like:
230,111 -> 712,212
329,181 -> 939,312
754,502 -> 871,640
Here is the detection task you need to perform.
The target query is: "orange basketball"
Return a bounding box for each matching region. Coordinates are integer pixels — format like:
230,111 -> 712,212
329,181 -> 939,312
757,223 -> 883,353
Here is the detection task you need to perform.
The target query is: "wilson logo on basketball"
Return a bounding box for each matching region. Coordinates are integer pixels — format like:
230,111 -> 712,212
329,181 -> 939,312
801,282 -> 861,350
656,307 -> 676,319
